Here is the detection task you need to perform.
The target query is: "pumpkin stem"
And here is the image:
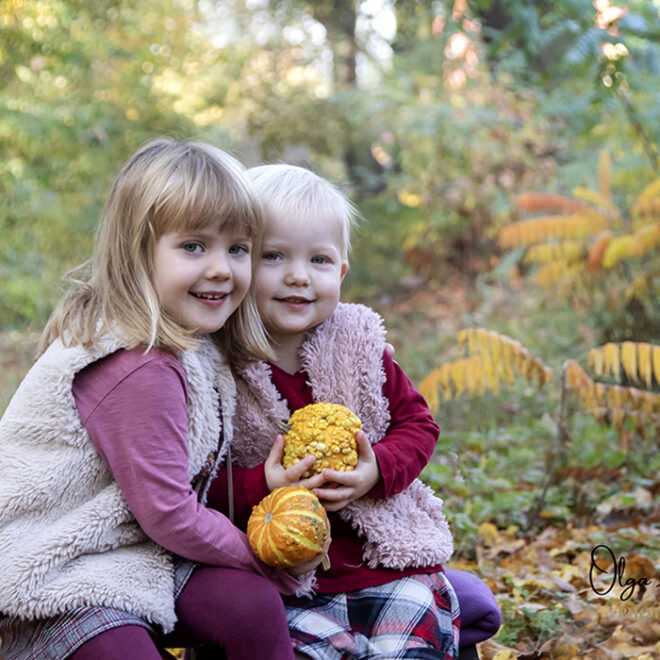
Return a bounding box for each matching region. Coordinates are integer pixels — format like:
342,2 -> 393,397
277,419 -> 292,434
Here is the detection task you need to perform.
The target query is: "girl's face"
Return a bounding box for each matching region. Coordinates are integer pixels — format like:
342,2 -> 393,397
152,226 -> 253,334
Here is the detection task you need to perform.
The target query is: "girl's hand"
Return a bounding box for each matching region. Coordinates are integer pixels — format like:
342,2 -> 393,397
264,435 -> 326,492
312,431 -> 380,511
285,511 -> 332,577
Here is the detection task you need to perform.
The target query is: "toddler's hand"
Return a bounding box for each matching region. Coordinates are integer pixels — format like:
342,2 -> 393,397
264,435 -> 326,492
312,431 -> 380,511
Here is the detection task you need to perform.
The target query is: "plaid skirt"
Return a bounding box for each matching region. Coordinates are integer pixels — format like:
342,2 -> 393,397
284,572 -> 460,660
0,558 -> 196,660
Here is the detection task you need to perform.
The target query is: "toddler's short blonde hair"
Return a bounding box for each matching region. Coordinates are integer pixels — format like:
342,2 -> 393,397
247,164 -> 358,259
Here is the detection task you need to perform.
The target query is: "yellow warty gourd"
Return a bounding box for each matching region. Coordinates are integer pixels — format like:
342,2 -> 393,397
280,403 -> 362,478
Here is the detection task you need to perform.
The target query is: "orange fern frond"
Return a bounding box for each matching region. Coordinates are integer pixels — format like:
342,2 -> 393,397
586,231 -> 613,271
514,192 -> 588,216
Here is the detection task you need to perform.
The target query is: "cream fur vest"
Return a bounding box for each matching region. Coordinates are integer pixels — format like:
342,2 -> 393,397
232,303 -> 453,570
0,335 -> 235,631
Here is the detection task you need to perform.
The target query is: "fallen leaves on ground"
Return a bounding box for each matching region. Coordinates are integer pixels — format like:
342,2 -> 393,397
451,515 -> 660,659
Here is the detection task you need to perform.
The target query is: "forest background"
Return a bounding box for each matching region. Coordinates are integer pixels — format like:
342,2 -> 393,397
2,0 -> 660,657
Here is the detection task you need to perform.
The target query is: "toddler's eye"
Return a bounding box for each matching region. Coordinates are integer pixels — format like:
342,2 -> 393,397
229,244 -> 250,255
311,255 -> 330,264
262,252 -> 282,262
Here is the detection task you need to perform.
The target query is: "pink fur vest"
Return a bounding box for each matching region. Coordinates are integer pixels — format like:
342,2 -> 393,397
232,302 -> 453,570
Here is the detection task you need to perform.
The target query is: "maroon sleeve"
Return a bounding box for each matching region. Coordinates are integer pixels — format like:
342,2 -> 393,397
72,348 -> 301,594
369,350 -> 440,499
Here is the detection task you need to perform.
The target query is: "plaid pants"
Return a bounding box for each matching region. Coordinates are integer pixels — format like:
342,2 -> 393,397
284,572 -> 460,659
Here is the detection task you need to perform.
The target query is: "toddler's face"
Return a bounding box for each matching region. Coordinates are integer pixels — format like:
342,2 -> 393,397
255,210 -> 348,346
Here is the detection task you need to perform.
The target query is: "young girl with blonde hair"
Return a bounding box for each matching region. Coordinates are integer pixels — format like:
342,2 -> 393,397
0,139 -> 324,660
205,163 -> 501,660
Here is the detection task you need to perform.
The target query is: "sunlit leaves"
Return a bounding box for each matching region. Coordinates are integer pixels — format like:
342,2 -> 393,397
564,347 -> 660,437
419,329 -> 552,412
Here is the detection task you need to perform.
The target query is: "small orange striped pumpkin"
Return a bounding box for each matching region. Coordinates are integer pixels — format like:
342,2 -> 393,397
247,486 -> 327,568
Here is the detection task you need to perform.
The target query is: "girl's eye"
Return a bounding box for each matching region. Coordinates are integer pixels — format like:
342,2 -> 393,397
182,242 -> 203,254
229,244 -> 250,255
311,255 -> 330,264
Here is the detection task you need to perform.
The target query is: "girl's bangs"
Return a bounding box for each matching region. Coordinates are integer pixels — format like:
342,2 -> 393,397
153,163 -> 262,238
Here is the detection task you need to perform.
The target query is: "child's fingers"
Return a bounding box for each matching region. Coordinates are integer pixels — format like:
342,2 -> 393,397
284,454 -> 316,481
319,467 -> 357,486
355,430 -> 375,459
300,472 -> 327,490
314,485 -> 354,511
264,435 -> 285,467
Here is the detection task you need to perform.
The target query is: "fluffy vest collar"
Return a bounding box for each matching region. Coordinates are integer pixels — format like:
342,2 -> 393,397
233,303 -> 453,569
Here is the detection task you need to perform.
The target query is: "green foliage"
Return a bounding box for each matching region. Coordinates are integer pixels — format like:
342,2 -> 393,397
496,600 -> 571,648
3,0 -> 660,336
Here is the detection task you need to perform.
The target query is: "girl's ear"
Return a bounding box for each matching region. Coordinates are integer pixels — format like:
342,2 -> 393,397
340,262 -> 349,282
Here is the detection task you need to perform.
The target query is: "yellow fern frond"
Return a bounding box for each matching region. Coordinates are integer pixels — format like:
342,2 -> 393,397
564,360 -> 592,389
450,359 -> 466,397
418,371 -> 440,413
524,240 -> 582,264
499,213 -> 609,249
598,151 -> 611,201
595,383 -> 608,407
422,331 -> 553,406
604,343 -> 620,381
621,342 -> 638,382
588,342 -> 659,388
534,260 -> 584,288
476,328 -> 490,358
572,186 -> 619,217
602,235 -> 635,268
500,338 -> 516,385
602,223 -> 660,268
630,178 -> 660,218
419,362 -> 454,412
588,348 -> 604,377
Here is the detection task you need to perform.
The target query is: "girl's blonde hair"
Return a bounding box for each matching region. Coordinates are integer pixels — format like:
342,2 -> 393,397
247,164 -> 359,259
39,137 -> 272,363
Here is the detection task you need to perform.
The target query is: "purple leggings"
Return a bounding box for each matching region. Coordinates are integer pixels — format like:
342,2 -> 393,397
68,566 -> 294,660
444,569 -> 501,646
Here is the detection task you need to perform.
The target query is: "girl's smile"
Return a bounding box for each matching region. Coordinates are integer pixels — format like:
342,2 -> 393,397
153,228 -> 252,334
275,296 -> 314,311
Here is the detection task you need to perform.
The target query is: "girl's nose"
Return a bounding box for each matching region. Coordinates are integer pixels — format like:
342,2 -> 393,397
207,252 -> 232,280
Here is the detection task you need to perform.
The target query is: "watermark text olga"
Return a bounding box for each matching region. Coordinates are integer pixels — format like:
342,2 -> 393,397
589,544 -> 657,601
